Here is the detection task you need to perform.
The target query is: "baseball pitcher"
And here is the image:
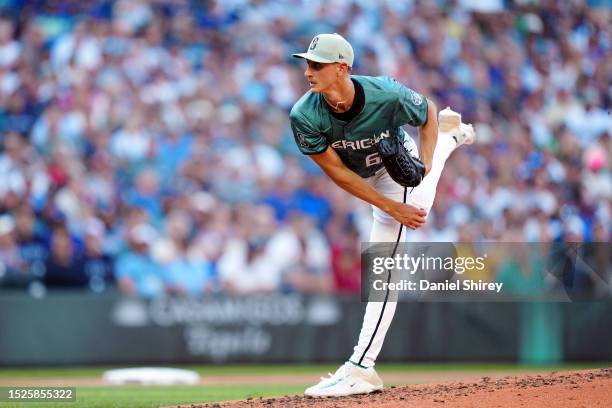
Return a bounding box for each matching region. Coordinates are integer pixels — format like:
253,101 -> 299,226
290,33 -> 475,397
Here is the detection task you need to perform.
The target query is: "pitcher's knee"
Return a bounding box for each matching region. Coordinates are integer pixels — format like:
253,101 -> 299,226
372,208 -> 399,226
406,199 -> 433,217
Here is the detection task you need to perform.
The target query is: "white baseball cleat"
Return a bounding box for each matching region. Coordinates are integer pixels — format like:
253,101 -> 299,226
438,106 -> 462,132
304,362 -> 383,397
454,122 -> 475,146
438,106 -> 475,147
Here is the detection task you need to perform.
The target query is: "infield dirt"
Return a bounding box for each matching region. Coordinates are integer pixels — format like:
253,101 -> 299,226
182,368 -> 611,408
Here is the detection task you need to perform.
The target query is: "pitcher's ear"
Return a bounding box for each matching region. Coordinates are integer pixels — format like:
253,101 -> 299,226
338,63 -> 349,75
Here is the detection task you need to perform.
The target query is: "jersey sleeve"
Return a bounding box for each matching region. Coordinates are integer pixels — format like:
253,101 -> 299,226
289,110 -> 328,155
391,79 -> 428,127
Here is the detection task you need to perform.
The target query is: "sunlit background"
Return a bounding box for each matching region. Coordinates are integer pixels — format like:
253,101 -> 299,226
0,0 -> 610,371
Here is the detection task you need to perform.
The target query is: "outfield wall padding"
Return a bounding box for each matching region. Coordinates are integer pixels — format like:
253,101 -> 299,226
0,292 -> 610,366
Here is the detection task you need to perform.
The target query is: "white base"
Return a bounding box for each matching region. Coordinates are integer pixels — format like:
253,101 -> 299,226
102,367 -> 200,385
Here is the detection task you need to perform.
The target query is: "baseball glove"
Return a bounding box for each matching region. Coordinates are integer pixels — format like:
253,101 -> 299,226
376,135 -> 426,188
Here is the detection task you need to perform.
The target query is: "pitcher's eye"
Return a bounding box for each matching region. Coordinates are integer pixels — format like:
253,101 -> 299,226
307,61 -> 325,71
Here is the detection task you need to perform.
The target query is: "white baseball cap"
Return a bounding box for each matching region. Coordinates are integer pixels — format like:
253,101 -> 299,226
292,33 -> 354,67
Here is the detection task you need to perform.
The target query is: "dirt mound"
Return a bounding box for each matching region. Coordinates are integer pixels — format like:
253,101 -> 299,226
188,368 -> 612,408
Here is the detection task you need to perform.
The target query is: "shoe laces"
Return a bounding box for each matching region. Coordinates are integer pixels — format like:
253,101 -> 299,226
460,123 -> 474,137
452,124 -> 473,143
320,363 -> 351,382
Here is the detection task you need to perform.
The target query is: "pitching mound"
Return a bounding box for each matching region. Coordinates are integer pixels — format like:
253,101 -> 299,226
187,368 -> 611,408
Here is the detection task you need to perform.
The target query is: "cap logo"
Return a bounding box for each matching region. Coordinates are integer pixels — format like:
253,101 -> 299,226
309,36 -> 319,51
338,53 -> 344,59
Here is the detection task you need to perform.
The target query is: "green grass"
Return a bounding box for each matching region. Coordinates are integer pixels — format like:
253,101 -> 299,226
0,362 -> 609,408
0,362 -> 608,378
0,384 -> 307,408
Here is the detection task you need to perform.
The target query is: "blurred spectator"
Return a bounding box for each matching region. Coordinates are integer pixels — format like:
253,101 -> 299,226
82,218 -> 114,293
110,113 -> 153,165
123,168 -> 164,222
0,0 -> 609,297
329,222 -> 362,294
218,235 -> 282,294
217,205 -> 283,294
268,213 -> 332,293
43,225 -> 87,287
114,223 -> 163,298
14,206 -> 48,280
0,214 -> 28,283
153,210 -> 215,296
189,191 -> 229,282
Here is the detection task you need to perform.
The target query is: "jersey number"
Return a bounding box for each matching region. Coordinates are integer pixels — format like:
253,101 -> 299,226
365,152 -> 381,167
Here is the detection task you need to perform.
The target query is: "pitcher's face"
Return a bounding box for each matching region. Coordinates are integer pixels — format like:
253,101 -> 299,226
304,60 -> 343,93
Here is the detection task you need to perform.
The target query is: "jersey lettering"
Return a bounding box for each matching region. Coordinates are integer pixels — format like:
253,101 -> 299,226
330,130 -> 392,151
374,130 -> 391,143
365,152 -> 381,167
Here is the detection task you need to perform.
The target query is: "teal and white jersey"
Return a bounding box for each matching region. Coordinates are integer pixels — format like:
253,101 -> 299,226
289,75 -> 428,178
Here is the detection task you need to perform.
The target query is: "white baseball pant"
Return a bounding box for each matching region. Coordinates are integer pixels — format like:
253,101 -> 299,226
349,129 -> 458,367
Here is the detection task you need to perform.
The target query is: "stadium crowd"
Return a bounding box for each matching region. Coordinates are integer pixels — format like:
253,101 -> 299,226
0,0 -> 610,297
